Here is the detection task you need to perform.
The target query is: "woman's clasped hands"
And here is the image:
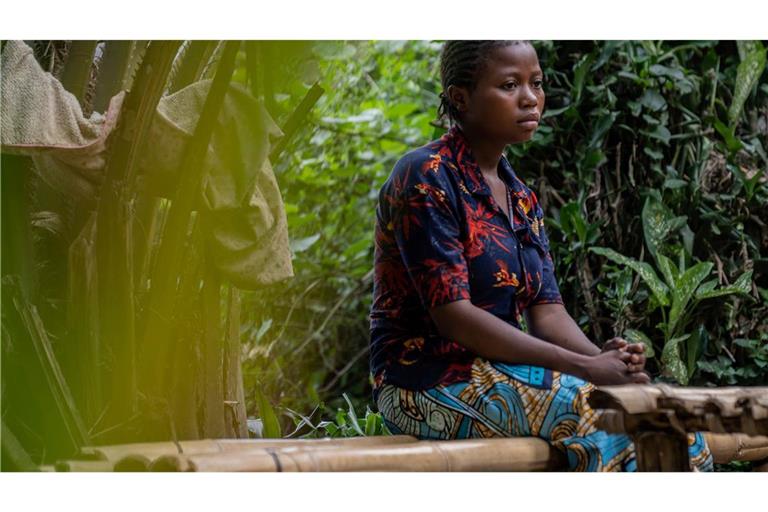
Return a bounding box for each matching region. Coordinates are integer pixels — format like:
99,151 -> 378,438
581,337 -> 651,385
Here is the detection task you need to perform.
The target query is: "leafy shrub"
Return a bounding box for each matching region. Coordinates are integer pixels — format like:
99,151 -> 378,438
242,41 -> 768,432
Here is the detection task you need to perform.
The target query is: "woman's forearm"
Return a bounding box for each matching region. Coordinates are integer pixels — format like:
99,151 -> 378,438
524,303 -> 601,356
429,300 -> 589,377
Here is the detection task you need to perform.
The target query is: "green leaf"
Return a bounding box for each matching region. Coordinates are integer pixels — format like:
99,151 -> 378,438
590,247 -> 669,306
713,118 -> 743,153
663,178 -> 688,190
290,233 -> 321,254
729,41 -> 767,129
572,53 -> 595,106
695,270 -> 753,300
588,112 -> 618,149
655,253 -> 678,289
687,325 -> 705,379
645,124 -> 672,145
365,411 -> 378,436
254,388 -> 282,439
623,328 -> 656,358
667,262 -> 713,337
641,196 -> 675,264
662,334 -> 691,384
342,393 -> 366,436
639,89 -> 667,112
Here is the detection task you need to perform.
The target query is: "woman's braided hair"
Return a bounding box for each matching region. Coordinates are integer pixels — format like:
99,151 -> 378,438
438,40 -> 530,125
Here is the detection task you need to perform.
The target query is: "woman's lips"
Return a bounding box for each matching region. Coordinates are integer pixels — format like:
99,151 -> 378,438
517,119 -> 539,129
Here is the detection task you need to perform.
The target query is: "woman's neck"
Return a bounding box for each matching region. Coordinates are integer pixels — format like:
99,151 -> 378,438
456,123 -> 506,179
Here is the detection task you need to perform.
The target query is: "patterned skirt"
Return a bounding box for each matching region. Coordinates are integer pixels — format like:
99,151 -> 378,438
376,358 -> 713,471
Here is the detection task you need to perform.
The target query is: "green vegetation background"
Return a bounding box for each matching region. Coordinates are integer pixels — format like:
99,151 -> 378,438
239,41 -> 767,438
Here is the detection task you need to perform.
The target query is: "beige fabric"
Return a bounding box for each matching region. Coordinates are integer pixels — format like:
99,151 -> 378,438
1,40 -> 293,289
0,40 -> 125,200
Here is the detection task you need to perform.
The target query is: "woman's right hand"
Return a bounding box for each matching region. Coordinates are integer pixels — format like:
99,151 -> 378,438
579,350 -> 651,385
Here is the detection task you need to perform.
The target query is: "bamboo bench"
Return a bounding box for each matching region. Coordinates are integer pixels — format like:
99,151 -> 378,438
50,385 -> 768,472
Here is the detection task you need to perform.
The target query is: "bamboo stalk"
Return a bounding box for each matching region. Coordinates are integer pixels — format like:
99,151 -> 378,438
72,433 -> 768,472
94,41 -> 181,442
269,82 -> 324,162
92,40 -> 132,113
78,435 -> 418,467
59,41 -> 97,106
55,460 -> 113,472
12,297 -> 90,449
704,433 -> 768,463
168,41 -> 215,94
1,421 -> 38,472
121,41 -> 147,91
224,286 -> 248,438
153,437 -> 565,472
201,268 -> 225,438
66,214 -> 102,426
0,155 -> 35,300
139,41 -> 240,437
244,41 -> 260,100
168,218 -> 203,441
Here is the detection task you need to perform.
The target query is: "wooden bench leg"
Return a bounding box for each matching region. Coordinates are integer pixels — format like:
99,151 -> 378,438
634,432 -> 690,472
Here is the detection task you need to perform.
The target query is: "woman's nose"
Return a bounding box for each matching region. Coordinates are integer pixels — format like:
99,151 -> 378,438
519,86 -> 538,107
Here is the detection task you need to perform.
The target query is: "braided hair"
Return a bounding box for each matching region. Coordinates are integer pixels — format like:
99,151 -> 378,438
438,40 -> 531,125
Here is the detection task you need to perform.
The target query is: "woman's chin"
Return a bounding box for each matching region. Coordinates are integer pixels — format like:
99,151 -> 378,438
508,131 -> 537,145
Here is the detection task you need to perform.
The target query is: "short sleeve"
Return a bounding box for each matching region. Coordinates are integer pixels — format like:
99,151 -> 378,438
530,250 -> 564,306
528,195 -> 563,306
382,154 -> 470,309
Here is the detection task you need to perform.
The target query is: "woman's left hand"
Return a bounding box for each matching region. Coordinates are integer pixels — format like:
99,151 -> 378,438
602,337 -> 647,374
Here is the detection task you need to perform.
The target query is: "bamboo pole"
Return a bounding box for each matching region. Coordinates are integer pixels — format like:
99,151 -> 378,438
67,215 -> 102,427
77,435 -> 419,470
55,460 -> 113,472
168,41 -> 215,94
68,432 -> 768,471
59,41 -> 97,107
139,41 -> 240,419
92,41 -> 132,113
13,298 -> 90,449
94,41 -> 181,443
704,433 -> 768,463
201,268 -> 225,438
168,219 -> 203,441
1,421 -> 38,472
142,41 -> 240,442
152,437 -> 566,472
224,286 -> 248,438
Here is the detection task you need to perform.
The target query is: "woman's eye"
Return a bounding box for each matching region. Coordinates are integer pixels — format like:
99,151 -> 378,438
533,79 -> 544,89
503,82 -> 518,90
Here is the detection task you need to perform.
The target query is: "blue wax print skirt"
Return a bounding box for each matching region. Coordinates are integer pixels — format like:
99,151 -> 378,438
376,358 -> 713,472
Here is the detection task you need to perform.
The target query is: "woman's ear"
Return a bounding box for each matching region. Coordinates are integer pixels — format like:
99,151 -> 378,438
446,84 -> 470,113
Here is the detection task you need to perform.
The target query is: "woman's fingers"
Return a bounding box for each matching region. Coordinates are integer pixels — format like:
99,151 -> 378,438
611,350 -> 632,363
603,338 -> 628,352
630,371 -> 651,384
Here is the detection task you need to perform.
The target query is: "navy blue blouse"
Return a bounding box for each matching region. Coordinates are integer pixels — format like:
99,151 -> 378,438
369,125 -> 563,400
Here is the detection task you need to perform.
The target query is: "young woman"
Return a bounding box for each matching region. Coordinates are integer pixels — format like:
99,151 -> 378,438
369,40 -> 712,471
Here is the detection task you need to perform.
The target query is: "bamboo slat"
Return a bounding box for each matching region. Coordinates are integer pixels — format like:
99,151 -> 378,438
703,433 -> 768,463
55,460 -> 114,472
152,437 -> 566,472
67,430 -> 768,472
590,384 -> 768,471
79,435 -> 418,468
590,385 -> 768,436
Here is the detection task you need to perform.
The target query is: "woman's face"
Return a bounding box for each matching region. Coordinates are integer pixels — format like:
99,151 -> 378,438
451,43 -> 545,145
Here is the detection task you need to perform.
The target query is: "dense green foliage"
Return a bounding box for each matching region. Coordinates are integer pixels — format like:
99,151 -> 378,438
241,41 -> 767,433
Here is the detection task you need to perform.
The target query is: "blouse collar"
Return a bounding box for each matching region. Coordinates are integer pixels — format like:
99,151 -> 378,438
441,124 -> 525,198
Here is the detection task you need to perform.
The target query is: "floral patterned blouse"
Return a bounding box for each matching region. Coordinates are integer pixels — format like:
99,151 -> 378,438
369,125 -> 563,400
